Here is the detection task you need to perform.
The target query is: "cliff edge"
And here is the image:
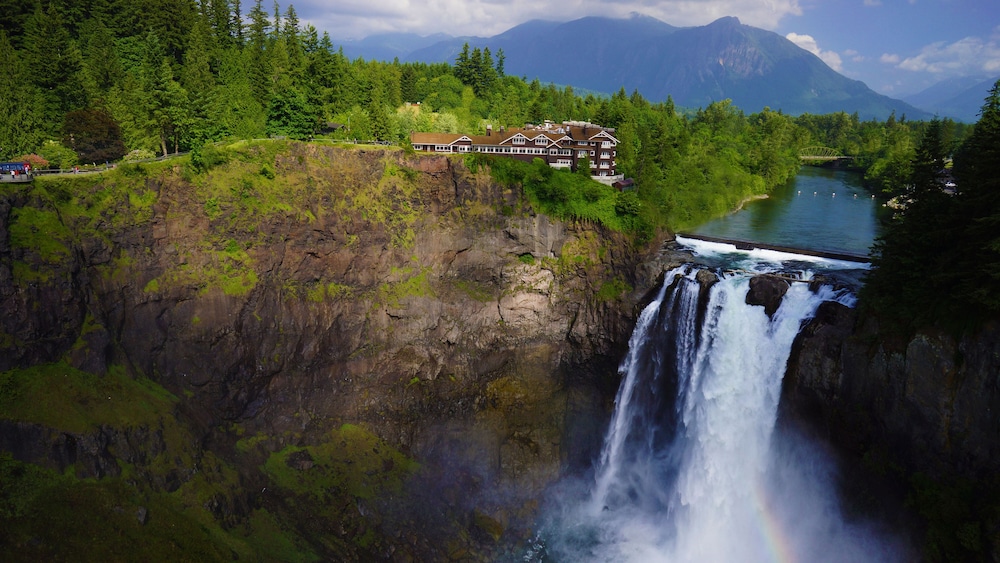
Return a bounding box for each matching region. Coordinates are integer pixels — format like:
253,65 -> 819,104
0,141 -> 662,560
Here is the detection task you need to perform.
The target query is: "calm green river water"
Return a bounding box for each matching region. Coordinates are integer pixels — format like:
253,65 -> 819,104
690,166 -> 882,257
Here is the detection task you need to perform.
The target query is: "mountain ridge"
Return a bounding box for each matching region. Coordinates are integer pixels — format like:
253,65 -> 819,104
338,14 -> 932,120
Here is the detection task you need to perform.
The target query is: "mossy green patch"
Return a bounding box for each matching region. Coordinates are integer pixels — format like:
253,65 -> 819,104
0,458 -> 226,561
263,424 -> 419,501
0,453 -> 315,562
144,242 -> 259,298
375,267 -> 434,308
8,206 -> 73,263
596,277 -> 633,302
244,509 -> 320,562
333,160 -> 423,249
0,362 -> 177,433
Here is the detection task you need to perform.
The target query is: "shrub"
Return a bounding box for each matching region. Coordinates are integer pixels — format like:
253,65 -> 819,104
123,149 -> 156,162
37,140 -> 77,169
15,153 -> 49,170
615,191 -> 641,217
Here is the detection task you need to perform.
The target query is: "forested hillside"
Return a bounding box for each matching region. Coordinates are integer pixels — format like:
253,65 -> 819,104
863,84 -> 1000,332
0,0 -> 974,232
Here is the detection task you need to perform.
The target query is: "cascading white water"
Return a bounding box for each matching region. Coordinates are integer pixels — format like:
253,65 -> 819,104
532,257 -> 906,563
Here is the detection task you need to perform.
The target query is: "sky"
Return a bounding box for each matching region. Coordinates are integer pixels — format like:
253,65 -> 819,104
288,0 -> 1000,98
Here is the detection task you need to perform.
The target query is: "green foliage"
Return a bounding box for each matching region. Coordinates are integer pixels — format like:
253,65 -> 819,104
123,148 -> 156,162
36,140 -> 77,169
862,82 -> 1000,332
614,191 -> 641,217
267,88 -> 318,140
62,107 -> 127,164
189,142 -> 230,173
466,154 -> 630,232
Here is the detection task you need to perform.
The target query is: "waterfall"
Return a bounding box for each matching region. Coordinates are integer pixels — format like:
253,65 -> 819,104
532,260 -> 905,563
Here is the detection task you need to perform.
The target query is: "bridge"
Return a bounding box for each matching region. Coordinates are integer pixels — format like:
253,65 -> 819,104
799,146 -> 854,162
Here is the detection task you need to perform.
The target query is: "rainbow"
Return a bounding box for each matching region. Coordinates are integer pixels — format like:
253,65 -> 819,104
754,481 -> 799,563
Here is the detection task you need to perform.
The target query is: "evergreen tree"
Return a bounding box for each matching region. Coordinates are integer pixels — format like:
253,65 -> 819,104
454,43 -> 471,85
23,3 -> 87,134
952,80 -> 1000,318
207,0 -> 236,47
181,16 -> 218,143
231,0 -> 244,44
79,19 -> 125,97
141,0 -> 197,65
282,4 -> 303,75
246,0 -> 272,102
0,30 -> 45,159
266,87 -> 315,139
150,57 -> 192,154
863,117 -> 962,329
212,47 -> 266,139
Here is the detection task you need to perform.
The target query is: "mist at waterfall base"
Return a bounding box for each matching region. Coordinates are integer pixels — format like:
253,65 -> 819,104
527,243 -> 909,562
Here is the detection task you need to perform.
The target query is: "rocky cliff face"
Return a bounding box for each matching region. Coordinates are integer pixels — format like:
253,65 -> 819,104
785,306 -> 1000,482
0,142 -> 664,560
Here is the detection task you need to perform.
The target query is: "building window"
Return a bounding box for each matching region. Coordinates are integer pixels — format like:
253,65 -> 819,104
535,138 -> 547,145
513,136 -> 525,145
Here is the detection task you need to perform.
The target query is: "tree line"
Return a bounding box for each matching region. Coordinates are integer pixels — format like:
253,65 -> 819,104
862,82 -> 1000,333
0,0 -> 980,234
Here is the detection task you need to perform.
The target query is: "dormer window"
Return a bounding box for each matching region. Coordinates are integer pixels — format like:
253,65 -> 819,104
535,137 -> 547,146
513,136 -> 525,145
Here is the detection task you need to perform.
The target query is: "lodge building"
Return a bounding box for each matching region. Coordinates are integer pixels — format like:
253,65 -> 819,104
411,121 -> 623,184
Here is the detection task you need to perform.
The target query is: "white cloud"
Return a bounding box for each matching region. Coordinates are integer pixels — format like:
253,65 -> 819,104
785,32 -> 843,71
896,36 -> 1000,76
880,53 -> 901,64
293,0 -> 803,40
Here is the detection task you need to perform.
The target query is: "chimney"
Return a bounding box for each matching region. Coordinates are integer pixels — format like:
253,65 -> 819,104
486,124 -> 492,136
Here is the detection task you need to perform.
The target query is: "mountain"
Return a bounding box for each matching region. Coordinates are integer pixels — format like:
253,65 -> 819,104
336,31 -> 456,62
903,76 -> 999,123
340,14 -> 929,120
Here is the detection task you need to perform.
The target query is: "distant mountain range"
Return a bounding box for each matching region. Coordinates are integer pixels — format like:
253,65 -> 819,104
335,14 -> 941,120
901,75 -> 999,123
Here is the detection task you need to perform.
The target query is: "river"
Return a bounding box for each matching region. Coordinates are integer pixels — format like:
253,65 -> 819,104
689,166 -> 882,257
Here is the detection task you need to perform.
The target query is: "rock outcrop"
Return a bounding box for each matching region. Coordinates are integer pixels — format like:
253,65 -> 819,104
784,305 -> 1000,482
